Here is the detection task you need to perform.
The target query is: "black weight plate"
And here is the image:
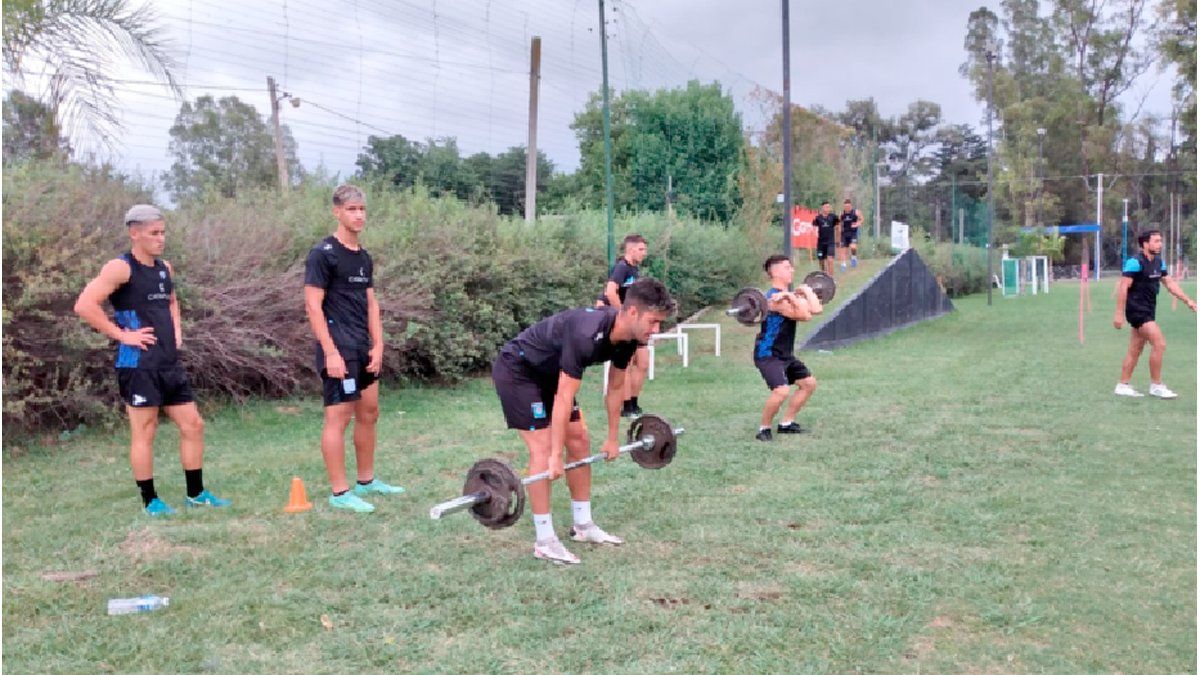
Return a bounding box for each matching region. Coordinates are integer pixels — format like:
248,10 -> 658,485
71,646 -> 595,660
627,414 -> 677,469
730,287 -> 767,326
463,458 -> 525,529
803,271 -> 837,303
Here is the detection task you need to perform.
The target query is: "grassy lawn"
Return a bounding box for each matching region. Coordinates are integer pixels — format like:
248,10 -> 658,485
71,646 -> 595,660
4,270 -> 1195,673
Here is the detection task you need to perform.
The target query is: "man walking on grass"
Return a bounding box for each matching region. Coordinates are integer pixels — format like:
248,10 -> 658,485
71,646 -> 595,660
304,185 -> 405,512
1113,229 -> 1196,399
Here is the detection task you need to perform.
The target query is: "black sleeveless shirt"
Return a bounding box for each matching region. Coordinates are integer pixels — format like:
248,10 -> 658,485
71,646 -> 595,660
108,252 -> 177,369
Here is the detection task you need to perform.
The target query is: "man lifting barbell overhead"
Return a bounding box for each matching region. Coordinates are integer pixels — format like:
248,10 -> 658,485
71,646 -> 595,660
492,278 -> 676,564
752,255 -> 822,442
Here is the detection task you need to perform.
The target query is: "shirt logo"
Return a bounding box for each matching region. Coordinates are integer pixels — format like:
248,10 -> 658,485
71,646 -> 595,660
323,243 -> 333,250
132,394 -> 147,406
594,330 -> 604,342
159,270 -> 166,279
158,283 -> 165,293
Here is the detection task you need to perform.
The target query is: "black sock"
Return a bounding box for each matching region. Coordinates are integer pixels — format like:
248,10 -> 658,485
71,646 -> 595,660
357,478 -> 373,486
184,469 -> 204,498
136,478 -> 158,507
630,396 -> 639,408
333,489 -> 349,496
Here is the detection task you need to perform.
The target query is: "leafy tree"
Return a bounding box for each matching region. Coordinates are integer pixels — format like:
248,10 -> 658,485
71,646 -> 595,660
164,95 -> 300,201
572,80 -> 744,222
2,0 -> 179,150
2,89 -> 70,162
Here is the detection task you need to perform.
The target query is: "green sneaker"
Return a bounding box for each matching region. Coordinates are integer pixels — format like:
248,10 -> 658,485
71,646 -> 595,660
353,479 -> 405,497
329,492 -> 375,513
145,498 -> 177,517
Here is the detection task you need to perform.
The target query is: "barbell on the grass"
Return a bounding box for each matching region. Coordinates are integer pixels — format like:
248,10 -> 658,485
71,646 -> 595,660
428,414 -> 684,529
724,272 -> 837,326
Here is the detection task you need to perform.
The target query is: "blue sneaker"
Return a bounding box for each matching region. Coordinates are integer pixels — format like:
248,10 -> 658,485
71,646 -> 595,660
353,479 -> 405,497
329,492 -> 375,513
145,498 -> 177,517
851,256 -> 858,268
185,489 -> 231,508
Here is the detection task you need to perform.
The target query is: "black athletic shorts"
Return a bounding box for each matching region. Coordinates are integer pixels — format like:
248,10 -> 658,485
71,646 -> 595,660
816,241 -> 836,260
492,351 -> 581,431
841,228 -> 859,246
754,356 -> 812,390
1126,309 -> 1156,330
117,366 -> 195,408
319,345 -> 377,407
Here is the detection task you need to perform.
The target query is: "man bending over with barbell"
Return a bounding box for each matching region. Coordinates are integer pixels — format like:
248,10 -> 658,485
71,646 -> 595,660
754,254 -> 823,442
492,278 -> 676,564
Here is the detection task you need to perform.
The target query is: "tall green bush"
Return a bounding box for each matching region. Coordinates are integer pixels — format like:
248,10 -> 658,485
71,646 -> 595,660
3,161 -> 763,433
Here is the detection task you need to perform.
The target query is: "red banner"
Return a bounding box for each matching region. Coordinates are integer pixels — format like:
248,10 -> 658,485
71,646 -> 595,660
790,206 -> 818,249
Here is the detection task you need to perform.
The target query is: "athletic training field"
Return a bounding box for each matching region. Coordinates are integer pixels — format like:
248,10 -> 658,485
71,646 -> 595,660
4,274 -> 1195,672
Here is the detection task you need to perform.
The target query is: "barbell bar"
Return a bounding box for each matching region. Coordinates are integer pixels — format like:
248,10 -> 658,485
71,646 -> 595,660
429,414 -> 684,528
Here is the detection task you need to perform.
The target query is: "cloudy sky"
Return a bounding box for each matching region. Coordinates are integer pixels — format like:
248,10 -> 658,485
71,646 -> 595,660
16,0 -> 1177,190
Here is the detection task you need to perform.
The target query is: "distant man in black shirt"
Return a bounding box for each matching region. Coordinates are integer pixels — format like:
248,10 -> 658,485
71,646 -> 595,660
813,201 -> 838,276
494,278 -> 675,564
596,233 -> 650,416
839,198 -> 861,270
74,204 -> 231,516
752,254 -> 823,442
304,185 -> 404,513
1113,230 -> 1195,399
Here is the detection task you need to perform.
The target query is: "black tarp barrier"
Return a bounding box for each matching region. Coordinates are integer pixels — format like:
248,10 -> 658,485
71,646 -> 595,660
799,248 -> 954,351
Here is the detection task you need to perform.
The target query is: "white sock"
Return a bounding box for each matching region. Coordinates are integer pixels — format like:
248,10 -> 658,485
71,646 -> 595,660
571,500 -> 592,526
759,425 -> 770,432
533,513 -> 554,541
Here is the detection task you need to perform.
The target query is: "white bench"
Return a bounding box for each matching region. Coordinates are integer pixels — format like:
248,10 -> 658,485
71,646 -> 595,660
646,330 -> 689,380
676,322 -> 721,357
601,329 -> 691,390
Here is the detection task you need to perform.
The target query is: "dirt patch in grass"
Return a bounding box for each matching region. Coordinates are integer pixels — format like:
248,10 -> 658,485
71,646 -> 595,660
119,527 -> 205,563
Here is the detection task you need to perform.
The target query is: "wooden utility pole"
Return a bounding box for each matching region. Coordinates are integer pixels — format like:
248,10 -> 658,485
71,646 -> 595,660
525,36 -> 542,223
267,76 -> 290,191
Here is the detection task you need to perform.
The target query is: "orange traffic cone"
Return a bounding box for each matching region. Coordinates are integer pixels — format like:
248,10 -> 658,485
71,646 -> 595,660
284,476 -> 313,513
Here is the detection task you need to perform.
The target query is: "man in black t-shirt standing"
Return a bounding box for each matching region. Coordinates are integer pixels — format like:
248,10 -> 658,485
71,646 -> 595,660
494,278 -> 675,564
596,233 -> 650,417
304,185 -> 405,513
74,204 -> 231,516
1113,229 -> 1196,399
813,201 -> 838,276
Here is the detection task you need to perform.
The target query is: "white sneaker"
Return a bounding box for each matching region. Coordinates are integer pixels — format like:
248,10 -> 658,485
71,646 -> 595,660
1114,383 -> 1145,397
569,522 -> 624,545
1148,383 -> 1179,399
533,538 -> 580,565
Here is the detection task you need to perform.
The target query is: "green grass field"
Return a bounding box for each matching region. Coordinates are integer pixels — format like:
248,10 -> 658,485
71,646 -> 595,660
4,268 -> 1196,673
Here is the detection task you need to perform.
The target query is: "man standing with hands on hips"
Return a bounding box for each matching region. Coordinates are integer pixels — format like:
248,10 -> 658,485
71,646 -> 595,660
304,185 -> 405,512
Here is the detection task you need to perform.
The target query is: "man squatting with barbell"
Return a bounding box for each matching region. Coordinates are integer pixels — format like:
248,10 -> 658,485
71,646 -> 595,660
491,278 -> 676,564
754,254 -> 823,442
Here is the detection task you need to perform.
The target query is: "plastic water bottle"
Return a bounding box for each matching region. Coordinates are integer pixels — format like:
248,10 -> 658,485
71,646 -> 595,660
107,595 -> 170,615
